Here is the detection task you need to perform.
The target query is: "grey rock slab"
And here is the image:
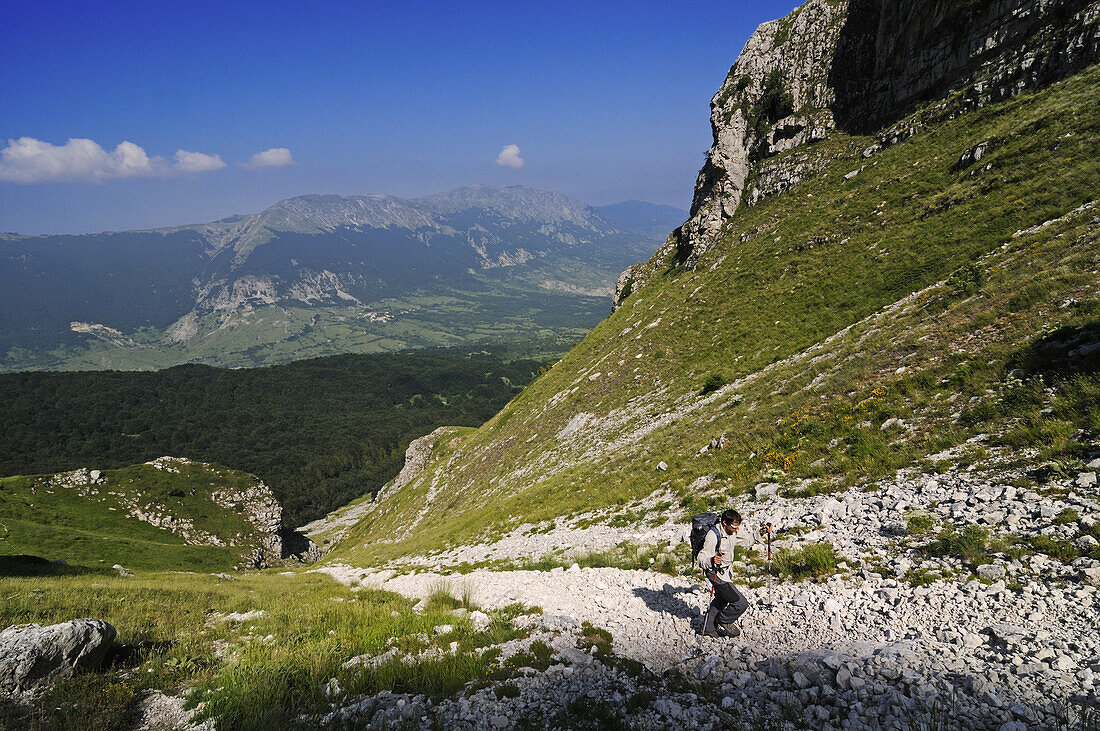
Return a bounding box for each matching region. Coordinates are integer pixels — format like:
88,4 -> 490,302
0,619 -> 116,696
977,564 -> 1006,581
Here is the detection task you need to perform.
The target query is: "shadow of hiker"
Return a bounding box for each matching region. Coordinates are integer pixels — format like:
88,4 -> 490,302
633,585 -> 706,622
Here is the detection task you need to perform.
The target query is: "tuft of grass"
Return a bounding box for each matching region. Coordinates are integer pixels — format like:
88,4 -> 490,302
906,511 -> 936,536
771,543 -> 839,581
423,579 -> 478,612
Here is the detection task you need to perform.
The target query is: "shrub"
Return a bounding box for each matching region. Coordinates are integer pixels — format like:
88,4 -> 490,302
626,690 -> 657,713
508,640 -> 554,671
1026,535 -> 1078,562
1052,508 -> 1079,525
923,524 -> 993,562
700,372 -> 727,395
946,262 -> 987,296
494,682 -> 521,700
578,622 -> 613,657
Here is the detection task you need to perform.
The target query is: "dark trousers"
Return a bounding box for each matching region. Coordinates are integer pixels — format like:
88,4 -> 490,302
703,578 -> 748,632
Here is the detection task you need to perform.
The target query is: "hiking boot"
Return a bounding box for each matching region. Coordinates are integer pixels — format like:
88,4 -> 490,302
719,622 -> 740,638
701,626 -> 723,638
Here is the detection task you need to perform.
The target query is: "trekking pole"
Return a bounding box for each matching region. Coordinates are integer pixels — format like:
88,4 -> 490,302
765,523 -> 773,604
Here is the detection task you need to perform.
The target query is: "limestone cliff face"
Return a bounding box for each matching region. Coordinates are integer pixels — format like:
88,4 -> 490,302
626,0 -> 1100,293
831,0 -> 1100,131
680,0 -> 848,268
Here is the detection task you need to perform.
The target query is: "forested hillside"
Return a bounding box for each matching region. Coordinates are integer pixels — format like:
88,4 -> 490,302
0,352 -> 539,526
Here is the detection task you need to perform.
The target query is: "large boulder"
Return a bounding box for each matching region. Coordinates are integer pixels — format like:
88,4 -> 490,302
0,619 -> 116,696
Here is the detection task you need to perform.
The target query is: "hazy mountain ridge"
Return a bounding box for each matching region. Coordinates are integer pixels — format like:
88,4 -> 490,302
0,187 -> 684,371
156,185 -> 662,268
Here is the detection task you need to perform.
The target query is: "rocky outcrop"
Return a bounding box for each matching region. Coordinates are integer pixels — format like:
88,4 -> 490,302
39,458 -> 316,569
140,456 -> 304,568
830,0 -> 1100,131
375,427 -> 458,505
210,475 -> 283,568
0,619 -> 116,696
662,0 -> 1100,273
300,426 -> 459,547
674,0 -> 848,269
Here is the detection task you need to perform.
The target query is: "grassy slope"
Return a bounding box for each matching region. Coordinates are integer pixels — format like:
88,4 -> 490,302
0,462 -> 272,572
0,570 -> 534,730
330,64 -> 1100,565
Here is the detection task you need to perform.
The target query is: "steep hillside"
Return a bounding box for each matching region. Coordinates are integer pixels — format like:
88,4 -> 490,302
0,187 -> 667,371
327,2 -> 1100,563
0,458 -> 303,573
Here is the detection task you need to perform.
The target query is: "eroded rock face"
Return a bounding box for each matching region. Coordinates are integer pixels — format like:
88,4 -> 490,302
375,427 -> 457,505
678,0 -> 848,269
831,0 -> 1100,131
657,0 -> 1100,278
0,619 -> 116,696
211,478 -> 283,568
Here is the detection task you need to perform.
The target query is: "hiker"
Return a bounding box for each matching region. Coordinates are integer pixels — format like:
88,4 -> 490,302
696,509 -> 772,638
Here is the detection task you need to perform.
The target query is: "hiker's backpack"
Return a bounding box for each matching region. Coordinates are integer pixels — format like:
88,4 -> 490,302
689,513 -> 722,568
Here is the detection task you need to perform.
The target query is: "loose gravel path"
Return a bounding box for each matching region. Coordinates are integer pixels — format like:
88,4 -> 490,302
312,458 -> 1100,729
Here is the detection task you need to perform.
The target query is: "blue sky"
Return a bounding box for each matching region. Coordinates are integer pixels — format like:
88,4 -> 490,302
1,1 -> 796,234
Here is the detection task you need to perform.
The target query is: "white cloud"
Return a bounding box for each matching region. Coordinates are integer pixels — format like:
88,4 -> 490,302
495,144 -> 524,169
174,149 -> 226,173
244,147 -> 294,169
0,137 -> 227,183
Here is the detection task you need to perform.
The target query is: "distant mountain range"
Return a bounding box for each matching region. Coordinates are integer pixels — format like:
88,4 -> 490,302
0,186 -> 685,371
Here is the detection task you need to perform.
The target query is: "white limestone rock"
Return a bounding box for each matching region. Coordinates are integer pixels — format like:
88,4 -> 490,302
0,619 -> 116,696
